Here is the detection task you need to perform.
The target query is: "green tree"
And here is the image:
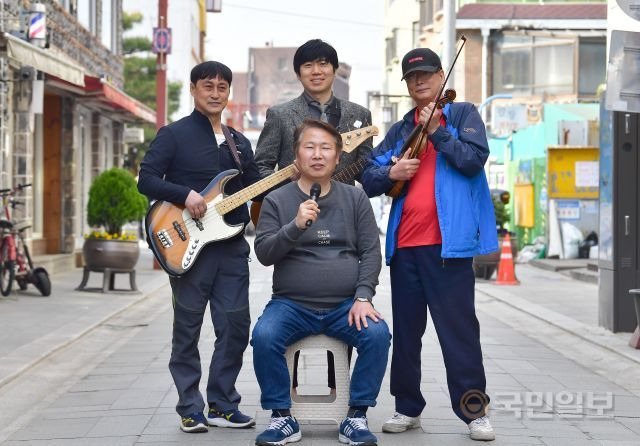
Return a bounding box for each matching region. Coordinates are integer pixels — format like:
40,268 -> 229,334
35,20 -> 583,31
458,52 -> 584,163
122,11 -> 182,169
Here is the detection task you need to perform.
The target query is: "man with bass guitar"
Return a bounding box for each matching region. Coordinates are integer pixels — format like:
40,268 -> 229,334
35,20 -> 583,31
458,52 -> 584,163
361,47 -> 498,441
138,61 -> 258,433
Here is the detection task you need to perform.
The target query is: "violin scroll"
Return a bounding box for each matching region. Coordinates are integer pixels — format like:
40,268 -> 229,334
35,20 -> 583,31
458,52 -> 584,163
436,89 -> 456,109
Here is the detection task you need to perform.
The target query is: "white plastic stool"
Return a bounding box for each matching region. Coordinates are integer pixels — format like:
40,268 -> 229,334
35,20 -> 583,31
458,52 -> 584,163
284,334 -> 350,424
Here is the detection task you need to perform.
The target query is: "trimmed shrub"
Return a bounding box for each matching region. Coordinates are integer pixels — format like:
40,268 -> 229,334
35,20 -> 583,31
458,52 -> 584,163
87,168 -> 148,236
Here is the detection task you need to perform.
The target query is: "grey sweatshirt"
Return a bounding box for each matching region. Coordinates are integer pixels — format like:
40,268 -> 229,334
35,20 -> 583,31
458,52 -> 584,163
254,181 -> 382,309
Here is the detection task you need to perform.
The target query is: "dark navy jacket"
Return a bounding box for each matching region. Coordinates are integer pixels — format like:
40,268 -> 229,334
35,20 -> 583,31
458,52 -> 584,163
138,109 -> 262,226
361,102 -> 498,264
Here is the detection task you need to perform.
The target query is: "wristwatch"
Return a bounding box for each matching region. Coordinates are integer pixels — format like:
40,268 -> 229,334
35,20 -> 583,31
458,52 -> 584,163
354,296 -> 372,305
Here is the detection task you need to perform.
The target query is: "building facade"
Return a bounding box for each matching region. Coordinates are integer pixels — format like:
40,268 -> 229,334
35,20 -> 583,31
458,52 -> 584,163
378,0 -> 606,136
0,0 -> 154,255
242,45 -> 352,130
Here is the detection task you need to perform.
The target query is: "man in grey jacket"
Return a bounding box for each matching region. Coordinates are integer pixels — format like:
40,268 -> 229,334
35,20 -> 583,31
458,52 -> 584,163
254,39 -> 373,184
251,119 -> 390,446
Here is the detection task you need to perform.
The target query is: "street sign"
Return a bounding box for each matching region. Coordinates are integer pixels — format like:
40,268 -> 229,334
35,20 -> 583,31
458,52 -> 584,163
124,127 -> 144,144
556,200 -> 580,220
152,27 -> 172,54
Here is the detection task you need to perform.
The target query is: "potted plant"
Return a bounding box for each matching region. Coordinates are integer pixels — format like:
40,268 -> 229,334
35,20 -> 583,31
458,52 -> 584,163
473,191 -> 519,279
83,168 -> 148,271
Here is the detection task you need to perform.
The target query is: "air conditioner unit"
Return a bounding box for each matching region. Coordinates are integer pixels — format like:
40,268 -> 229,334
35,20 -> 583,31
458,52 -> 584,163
606,0 -> 640,113
206,0 -> 222,13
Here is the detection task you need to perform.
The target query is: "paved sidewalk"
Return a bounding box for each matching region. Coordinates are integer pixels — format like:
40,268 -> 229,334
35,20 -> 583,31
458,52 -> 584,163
1,242 -> 640,445
477,264 -> 640,366
0,248 -> 168,389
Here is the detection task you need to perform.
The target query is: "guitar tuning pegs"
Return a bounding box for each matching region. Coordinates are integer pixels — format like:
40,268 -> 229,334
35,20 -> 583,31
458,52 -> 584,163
366,128 -> 372,133
356,131 -> 361,136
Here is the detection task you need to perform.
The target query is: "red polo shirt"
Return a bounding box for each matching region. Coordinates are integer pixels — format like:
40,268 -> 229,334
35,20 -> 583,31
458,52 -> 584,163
397,109 -> 444,248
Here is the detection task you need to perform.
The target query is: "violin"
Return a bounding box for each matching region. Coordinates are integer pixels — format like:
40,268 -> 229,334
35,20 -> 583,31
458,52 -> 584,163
407,89 -> 456,159
387,37 -> 467,199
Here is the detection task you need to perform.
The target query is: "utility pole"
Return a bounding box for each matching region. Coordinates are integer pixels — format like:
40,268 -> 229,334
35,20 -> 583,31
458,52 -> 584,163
152,0 -> 168,269
442,0 -> 456,87
155,0 -> 168,130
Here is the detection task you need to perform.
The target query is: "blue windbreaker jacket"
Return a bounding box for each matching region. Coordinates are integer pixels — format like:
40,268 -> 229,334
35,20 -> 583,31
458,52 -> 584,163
361,102 -> 499,265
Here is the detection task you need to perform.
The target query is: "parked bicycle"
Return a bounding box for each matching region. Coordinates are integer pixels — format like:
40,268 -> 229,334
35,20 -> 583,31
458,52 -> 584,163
0,184 -> 51,297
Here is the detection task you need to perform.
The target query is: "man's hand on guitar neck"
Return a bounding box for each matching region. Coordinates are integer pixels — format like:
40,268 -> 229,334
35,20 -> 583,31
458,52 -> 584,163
389,149 -> 420,181
290,161 -> 301,182
185,190 -> 207,219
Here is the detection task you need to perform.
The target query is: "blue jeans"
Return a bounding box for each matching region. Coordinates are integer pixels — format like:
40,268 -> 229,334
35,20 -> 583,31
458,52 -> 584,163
251,298 -> 390,409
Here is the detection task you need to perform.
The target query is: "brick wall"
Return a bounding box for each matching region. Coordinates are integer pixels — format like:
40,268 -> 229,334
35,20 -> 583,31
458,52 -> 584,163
12,80 -> 32,224
43,0 -> 124,87
112,122 -> 124,167
60,97 -> 76,253
91,113 -> 104,180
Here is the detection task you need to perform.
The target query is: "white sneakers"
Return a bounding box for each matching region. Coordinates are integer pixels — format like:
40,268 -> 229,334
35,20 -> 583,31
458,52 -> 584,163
468,416 -> 495,441
381,412 -> 421,433
382,412 -> 495,441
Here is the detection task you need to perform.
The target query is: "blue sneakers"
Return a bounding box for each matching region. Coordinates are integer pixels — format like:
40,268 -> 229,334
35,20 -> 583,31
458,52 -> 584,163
255,415 -> 301,445
207,407 -> 256,428
339,414 -> 378,445
180,412 -> 208,433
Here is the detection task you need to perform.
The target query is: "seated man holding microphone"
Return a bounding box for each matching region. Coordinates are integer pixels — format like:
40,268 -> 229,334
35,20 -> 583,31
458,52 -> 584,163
251,119 -> 390,446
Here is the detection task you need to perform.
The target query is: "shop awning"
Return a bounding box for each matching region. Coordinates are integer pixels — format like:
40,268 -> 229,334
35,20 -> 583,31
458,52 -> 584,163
83,76 -> 156,124
4,33 -> 85,87
46,74 -> 156,124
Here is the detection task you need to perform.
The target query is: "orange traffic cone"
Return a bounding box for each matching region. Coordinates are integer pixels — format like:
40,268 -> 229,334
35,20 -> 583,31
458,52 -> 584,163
496,233 -> 519,285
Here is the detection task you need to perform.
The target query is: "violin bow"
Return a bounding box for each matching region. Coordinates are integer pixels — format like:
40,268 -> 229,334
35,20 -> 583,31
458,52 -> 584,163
410,35 -> 468,158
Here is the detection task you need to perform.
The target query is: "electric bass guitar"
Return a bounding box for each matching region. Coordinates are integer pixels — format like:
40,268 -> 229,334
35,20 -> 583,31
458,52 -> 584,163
146,126 -> 377,277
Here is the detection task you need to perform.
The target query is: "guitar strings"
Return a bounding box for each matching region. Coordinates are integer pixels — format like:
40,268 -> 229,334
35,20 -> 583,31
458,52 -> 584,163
155,161 -> 367,240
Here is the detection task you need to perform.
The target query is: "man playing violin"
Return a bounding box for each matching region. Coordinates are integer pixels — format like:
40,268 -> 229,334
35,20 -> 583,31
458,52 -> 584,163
361,48 -> 498,441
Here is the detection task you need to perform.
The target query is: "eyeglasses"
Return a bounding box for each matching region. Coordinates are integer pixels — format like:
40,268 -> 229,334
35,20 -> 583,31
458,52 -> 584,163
405,71 -> 438,84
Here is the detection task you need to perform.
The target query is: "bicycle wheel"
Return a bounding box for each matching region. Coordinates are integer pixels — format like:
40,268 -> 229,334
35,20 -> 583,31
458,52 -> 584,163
33,268 -> 51,297
0,241 -> 15,296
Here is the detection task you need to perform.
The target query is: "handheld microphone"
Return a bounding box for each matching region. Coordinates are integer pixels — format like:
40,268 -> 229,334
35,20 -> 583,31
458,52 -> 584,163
306,183 -> 321,227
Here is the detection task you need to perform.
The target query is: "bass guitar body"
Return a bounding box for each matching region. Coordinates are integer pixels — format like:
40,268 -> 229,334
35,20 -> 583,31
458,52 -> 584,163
145,170 -> 243,277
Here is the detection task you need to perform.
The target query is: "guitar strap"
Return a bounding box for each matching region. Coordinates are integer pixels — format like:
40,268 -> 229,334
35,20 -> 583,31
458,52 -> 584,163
221,124 -> 243,174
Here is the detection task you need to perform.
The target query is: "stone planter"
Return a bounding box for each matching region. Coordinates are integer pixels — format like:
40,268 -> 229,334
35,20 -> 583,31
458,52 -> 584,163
473,234 -> 519,280
82,238 -> 140,271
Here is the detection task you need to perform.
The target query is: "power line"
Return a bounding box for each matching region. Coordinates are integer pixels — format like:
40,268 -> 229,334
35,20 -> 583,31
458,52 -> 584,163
223,1 -> 411,31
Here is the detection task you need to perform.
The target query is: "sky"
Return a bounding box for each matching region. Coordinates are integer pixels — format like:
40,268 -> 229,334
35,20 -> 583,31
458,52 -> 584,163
122,0 -> 385,115
205,0 -> 385,106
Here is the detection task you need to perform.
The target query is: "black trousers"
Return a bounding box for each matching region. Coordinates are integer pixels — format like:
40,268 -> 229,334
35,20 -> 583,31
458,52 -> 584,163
168,236 -> 251,416
390,245 -> 489,423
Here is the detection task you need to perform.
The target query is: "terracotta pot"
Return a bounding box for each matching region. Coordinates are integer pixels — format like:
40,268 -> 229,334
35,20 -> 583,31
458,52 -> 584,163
83,238 -> 140,270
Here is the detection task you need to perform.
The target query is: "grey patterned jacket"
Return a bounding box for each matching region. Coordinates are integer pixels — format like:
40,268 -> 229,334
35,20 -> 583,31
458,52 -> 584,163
254,94 -> 373,184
